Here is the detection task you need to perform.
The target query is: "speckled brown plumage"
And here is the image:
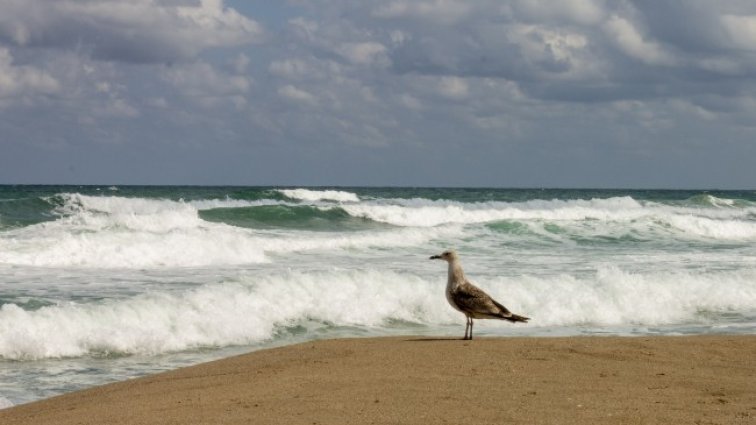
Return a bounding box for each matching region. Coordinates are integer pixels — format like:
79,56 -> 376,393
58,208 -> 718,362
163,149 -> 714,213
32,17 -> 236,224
431,250 -> 529,340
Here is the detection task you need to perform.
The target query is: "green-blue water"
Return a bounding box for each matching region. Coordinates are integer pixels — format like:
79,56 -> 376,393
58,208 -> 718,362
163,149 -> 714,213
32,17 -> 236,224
1,186 -> 755,407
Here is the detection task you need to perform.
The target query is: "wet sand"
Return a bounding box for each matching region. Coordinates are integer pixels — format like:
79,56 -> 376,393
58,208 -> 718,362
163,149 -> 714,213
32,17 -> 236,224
1,335 -> 754,424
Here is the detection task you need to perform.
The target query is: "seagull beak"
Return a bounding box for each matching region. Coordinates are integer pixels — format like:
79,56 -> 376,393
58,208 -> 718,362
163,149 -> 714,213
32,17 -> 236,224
429,255 -> 441,260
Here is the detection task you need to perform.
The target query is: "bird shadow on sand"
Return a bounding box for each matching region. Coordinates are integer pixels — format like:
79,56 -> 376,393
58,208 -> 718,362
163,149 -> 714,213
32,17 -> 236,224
404,337 -> 467,342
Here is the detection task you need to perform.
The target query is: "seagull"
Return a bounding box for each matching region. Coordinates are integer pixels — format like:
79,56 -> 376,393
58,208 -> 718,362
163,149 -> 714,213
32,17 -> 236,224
430,250 -> 529,340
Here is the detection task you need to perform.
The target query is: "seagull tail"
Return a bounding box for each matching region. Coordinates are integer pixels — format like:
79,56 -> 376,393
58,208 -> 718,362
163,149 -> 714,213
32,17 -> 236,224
504,313 -> 530,323
492,299 -> 530,323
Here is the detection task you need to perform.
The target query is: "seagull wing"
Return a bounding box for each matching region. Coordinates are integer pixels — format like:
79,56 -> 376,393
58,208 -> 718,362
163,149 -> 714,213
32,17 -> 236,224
452,282 -> 506,319
454,279 -> 529,322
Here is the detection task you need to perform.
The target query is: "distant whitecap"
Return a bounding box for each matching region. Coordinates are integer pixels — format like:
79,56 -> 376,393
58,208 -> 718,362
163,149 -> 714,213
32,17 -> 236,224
277,188 -> 360,203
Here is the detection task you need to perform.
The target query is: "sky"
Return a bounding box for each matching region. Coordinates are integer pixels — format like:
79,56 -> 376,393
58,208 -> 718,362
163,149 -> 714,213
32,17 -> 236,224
1,0 -> 755,188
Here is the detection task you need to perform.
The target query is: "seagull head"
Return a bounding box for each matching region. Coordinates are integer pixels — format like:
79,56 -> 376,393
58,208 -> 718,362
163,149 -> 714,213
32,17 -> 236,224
429,250 -> 458,262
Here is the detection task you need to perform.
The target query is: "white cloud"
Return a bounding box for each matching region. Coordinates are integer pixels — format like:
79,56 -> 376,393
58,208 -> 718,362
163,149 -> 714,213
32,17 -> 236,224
269,58 -> 336,81
506,24 -> 595,78
389,30 -> 411,46
232,53 -> 250,74
269,58 -> 312,79
438,76 -> 469,99
697,57 -> 745,76
721,15 -> 756,51
101,98 -> 140,118
399,94 -> 423,110
372,0 -> 473,24
0,0 -> 264,63
177,0 -> 261,41
0,48 -> 59,99
278,85 -> 317,105
337,42 -> 390,66
604,16 -> 676,66
162,61 -> 251,108
512,0 -> 605,25
287,17 -> 319,42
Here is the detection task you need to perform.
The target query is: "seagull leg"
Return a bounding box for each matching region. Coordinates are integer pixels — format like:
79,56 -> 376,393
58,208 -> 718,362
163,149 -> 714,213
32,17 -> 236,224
463,317 -> 469,340
464,317 -> 473,340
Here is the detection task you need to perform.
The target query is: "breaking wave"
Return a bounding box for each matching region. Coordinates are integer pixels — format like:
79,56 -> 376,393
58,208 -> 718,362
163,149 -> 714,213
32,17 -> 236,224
0,194 -> 455,268
339,196 -> 756,241
277,188 -> 360,203
1,267 -> 754,360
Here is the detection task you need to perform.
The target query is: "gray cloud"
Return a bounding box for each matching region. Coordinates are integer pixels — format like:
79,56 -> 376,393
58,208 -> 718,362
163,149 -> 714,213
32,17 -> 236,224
0,48 -> 59,101
0,0 -> 755,187
0,0 -> 264,64
368,1 -> 756,102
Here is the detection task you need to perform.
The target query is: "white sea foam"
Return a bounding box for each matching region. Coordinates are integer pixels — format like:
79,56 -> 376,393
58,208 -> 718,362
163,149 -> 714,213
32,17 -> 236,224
255,226 -> 462,255
0,396 -> 13,409
0,194 -> 455,268
1,267 -> 753,360
0,224 -> 454,268
53,193 -> 204,232
2,193 -> 753,269
277,188 -> 360,203
504,267 -> 756,327
188,198 -> 287,210
0,270 -> 448,359
703,194 -> 736,208
0,194 -> 265,267
0,225 -> 269,268
55,193 -> 282,215
342,197 -> 648,227
665,215 -> 756,240
340,196 -> 756,241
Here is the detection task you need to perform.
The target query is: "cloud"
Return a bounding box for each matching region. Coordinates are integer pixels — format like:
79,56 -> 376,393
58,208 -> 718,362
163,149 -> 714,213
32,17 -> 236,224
2,0 -> 756,187
0,0 -> 264,64
231,53 -> 250,74
269,58 -> 316,80
437,76 -> 469,99
721,14 -> 756,51
100,98 -> 140,118
277,84 -> 317,105
505,24 -> 595,78
372,0 -> 473,24
336,42 -> 390,66
162,60 -> 251,108
510,0 -> 606,25
0,48 -> 59,100
603,15 -> 675,66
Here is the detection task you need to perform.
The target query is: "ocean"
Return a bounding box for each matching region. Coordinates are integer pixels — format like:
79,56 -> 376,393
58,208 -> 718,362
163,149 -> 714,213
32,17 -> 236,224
1,185 -> 755,407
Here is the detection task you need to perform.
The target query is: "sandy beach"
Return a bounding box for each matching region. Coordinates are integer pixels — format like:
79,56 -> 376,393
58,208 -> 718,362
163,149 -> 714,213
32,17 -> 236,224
1,335 -> 754,425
